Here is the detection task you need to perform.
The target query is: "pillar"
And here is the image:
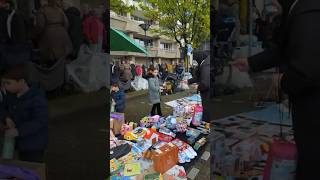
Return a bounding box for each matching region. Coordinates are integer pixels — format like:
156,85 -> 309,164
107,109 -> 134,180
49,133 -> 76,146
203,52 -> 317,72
240,0 -> 248,33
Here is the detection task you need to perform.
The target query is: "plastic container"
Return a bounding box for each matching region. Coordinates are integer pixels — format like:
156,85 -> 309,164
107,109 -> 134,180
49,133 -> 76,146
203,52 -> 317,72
2,130 -> 16,159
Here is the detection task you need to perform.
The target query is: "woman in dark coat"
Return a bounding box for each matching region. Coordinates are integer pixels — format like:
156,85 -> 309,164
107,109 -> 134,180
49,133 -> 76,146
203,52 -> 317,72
232,0 -> 320,179
64,5 -> 83,59
187,51 -> 211,123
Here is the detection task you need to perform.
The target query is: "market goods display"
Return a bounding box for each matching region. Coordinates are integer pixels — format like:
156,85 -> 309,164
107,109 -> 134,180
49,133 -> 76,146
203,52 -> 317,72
109,94 -> 209,179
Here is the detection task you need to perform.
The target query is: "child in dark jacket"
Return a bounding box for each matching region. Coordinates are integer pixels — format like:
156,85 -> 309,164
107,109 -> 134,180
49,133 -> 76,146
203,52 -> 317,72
0,65 -> 48,163
110,82 -> 125,113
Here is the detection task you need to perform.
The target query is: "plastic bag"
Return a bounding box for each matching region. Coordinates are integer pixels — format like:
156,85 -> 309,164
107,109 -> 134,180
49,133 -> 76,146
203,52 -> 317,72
131,76 -> 148,91
66,44 -> 108,93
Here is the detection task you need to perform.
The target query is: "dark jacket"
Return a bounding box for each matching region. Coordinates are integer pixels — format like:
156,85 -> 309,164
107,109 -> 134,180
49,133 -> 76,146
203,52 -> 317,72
188,52 -> 210,93
0,9 -> 27,45
111,88 -> 125,113
65,7 -> 83,57
248,0 -> 320,98
0,85 -> 48,152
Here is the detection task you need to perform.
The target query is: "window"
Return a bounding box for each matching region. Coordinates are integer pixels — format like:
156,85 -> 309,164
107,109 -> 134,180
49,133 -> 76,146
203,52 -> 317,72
160,43 -> 172,50
134,38 -> 153,48
132,16 -> 146,22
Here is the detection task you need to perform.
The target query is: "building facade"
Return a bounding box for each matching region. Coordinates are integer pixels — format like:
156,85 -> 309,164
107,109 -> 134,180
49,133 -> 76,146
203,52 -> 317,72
110,0 -> 181,66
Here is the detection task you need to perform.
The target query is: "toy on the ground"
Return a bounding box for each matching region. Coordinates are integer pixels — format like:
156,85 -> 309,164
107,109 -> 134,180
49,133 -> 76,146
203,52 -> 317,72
110,130 -> 119,149
149,115 -> 160,123
144,173 -> 164,180
154,117 -> 166,129
110,158 -> 121,173
171,139 -> 188,151
196,127 -> 210,135
186,128 -> 201,137
176,122 -> 188,133
124,131 -> 137,141
157,132 -> 173,142
144,128 -> 159,145
121,124 -> 132,136
186,128 -> 201,144
193,137 -> 207,150
129,122 -> 137,129
166,117 -> 176,130
159,127 -> 176,138
132,127 -> 148,138
192,104 -> 203,126
166,165 -> 187,178
151,126 -> 157,132
140,117 -> 150,127
132,140 -> 152,154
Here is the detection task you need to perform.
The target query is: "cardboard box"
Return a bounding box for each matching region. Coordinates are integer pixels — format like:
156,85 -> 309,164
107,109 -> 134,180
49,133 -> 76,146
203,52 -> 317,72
110,113 -> 125,135
0,159 -> 46,180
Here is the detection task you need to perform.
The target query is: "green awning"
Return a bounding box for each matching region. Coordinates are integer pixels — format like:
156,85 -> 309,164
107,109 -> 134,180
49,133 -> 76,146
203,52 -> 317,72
110,27 -> 148,55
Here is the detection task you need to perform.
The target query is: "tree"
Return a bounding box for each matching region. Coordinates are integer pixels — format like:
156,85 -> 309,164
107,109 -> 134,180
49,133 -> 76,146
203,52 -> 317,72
139,0 -> 210,66
110,0 -> 135,14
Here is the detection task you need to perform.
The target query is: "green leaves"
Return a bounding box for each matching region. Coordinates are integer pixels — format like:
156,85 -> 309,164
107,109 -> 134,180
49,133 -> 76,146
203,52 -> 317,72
140,0 -> 210,49
110,0 -> 136,14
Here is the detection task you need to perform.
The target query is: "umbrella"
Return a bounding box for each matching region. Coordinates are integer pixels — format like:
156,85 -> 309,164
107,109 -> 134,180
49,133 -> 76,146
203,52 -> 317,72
110,27 -> 149,55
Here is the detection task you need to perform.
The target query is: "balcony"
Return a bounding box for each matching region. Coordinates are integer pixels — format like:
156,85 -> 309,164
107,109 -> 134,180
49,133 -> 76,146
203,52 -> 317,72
110,14 -> 154,37
147,47 -> 180,59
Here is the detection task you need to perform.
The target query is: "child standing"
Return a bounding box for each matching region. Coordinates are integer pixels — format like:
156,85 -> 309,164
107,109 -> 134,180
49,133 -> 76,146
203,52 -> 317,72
0,65 -> 48,163
147,67 -> 162,116
110,82 -> 125,113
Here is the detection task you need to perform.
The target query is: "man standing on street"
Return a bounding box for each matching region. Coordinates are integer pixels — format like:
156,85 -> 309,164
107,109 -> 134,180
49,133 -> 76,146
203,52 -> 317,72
232,0 -> 320,179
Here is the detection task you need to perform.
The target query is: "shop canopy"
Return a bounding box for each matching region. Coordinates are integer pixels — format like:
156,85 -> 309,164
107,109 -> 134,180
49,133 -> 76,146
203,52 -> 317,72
110,27 -> 149,55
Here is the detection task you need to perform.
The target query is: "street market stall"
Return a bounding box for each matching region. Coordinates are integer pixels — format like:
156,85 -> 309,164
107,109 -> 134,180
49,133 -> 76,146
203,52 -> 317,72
109,94 -> 210,179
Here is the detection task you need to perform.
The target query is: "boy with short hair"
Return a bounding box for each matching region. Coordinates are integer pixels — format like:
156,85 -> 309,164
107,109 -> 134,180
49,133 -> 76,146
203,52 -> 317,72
110,82 -> 125,113
0,65 -> 48,162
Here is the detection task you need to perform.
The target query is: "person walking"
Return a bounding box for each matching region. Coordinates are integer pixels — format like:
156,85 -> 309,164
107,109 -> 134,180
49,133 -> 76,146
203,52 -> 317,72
232,0 -> 320,179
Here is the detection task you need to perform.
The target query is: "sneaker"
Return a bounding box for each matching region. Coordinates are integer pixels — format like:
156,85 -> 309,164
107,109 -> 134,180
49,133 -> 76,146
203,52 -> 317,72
184,148 -> 195,159
182,151 -> 191,163
178,152 -> 186,164
188,146 -> 197,157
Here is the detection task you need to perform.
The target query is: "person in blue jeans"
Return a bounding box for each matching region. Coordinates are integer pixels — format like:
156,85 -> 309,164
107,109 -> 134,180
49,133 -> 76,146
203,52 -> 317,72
0,64 -> 48,163
110,82 -> 125,113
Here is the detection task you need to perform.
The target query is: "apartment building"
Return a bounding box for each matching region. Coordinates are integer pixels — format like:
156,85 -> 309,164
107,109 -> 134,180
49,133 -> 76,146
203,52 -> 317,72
110,0 -> 181,66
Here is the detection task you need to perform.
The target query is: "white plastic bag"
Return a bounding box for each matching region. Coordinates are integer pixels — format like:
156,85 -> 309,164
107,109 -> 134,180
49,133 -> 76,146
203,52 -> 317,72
67,44 -> 108,93
131,76 -> 148,91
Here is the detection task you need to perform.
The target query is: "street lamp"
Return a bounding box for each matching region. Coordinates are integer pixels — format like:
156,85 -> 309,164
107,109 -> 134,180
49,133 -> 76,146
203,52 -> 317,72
139,21 -> 151,63
139,22 -> 151,49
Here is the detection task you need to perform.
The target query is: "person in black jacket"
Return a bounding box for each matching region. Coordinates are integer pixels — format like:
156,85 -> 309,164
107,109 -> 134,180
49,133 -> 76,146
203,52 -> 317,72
0,0 -> 27,44
187,50 -> 211,122
232,0 -> 320,179
0,65 -> 48,162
